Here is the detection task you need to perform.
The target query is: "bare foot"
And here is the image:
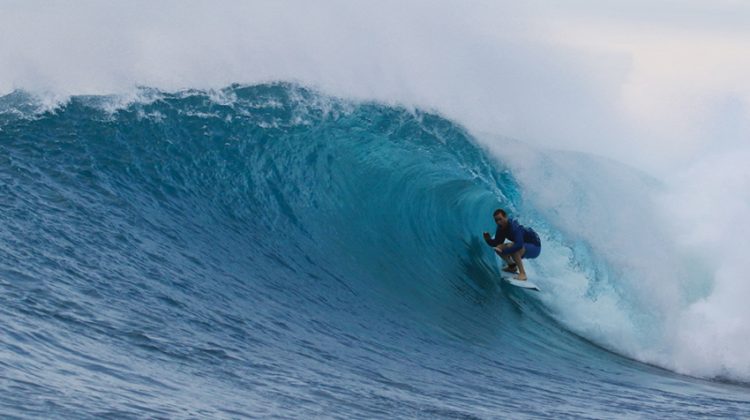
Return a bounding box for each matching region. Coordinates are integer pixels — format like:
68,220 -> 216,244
513,274 -> 527,281
502,265 -> 518,273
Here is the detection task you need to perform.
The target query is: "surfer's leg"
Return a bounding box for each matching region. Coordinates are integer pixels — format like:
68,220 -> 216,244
495,247 -> 517,272
512,247 -> 527,280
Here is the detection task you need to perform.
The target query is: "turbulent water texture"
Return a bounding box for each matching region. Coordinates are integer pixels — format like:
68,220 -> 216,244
1,84 -> 748,418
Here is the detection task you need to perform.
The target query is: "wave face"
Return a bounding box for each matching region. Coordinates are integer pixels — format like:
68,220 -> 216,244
1,83 -> 748,418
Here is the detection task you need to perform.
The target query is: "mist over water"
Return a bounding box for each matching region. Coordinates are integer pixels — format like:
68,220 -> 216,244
2,1 -> 750,417
488,138 -> 750,381
7,1 -> 749,172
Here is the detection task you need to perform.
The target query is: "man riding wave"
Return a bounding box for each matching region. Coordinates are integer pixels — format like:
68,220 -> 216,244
483,209 -> 541,281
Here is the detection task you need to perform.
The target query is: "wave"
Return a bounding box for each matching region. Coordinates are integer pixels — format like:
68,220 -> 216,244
1,82 -> 748,417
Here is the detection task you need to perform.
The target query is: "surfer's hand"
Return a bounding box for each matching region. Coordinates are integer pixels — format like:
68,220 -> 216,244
483,232 -> 491,240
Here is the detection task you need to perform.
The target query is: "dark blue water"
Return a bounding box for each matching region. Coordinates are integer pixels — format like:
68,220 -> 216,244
1,83 -> 748,418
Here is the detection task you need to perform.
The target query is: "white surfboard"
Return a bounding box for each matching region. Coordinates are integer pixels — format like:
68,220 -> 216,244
500,274 -> 540,291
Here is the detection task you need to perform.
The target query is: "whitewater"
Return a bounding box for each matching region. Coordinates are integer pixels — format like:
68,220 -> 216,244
1,83 -> 748,418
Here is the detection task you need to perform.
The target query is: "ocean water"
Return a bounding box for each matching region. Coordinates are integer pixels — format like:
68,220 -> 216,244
1,83 -> 748,418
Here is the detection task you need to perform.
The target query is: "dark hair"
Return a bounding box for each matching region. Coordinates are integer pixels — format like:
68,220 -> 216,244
493,209 -> 506,217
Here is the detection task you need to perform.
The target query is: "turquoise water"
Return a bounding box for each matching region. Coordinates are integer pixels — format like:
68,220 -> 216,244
1,83 -> 748,418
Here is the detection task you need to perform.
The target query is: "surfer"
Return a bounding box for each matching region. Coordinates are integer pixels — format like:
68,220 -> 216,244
483,209 -> 541,281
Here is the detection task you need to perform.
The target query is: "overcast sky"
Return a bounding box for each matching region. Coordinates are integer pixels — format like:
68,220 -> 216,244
1,0 -> 748,174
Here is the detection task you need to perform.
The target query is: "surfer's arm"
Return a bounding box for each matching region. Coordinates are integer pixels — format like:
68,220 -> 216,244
483,228 -> 503,247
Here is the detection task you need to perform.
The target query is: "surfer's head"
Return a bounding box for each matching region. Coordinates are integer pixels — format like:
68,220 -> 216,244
493,208 -> 508,228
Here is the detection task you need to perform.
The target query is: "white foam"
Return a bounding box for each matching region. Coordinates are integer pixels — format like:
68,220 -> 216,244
655,148 -> 750,380
486,135 -> 750,381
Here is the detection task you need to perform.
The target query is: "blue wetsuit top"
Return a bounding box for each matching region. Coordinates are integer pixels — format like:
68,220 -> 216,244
485,218 -> 541,255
